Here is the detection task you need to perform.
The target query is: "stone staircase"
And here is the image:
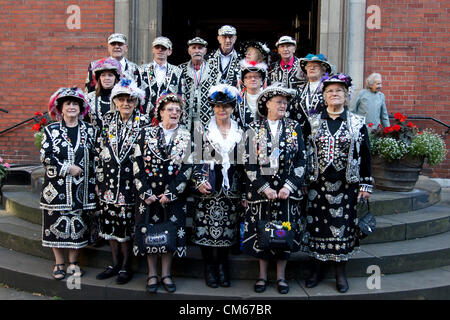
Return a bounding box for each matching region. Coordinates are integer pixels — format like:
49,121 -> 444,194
1,166 -> 450,300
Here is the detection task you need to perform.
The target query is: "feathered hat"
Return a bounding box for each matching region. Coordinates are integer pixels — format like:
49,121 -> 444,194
154,92 -> 185,122
92,57 -> 123,81
208,84 -> 242,107
256,83 -> 296,117
239,40 -> 271,63
48,87 -> 90,120
110,78 -> 145,111
299,53 -> 333,74
321,73 -> 353,90
240,59 -> 268,82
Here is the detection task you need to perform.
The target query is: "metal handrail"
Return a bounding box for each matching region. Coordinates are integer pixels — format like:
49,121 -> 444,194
0,111 -> 49,137
0,108 -> 8,113
389,114 -> 450,134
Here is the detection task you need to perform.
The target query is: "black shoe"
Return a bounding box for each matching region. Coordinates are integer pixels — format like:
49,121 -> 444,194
146,275 -> 159,294
335,262 -> 349,293
218,264 -> 230,287
116,269 -> 133,285
277,279 -> 289,294
205,264 -> 218,288
305,261 -> 324,288
161,275 -> 176,293
96,265 -> 120,280
254,278 -> 267,293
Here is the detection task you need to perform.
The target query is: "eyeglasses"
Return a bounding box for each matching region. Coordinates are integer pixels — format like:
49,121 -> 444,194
305,64 -> 321,70
162,107 -> 182,114
244,75 -> 262,80
324,89 -> 345,95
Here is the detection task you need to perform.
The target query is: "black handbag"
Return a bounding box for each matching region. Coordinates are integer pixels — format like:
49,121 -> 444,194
356,199 -> 376,240
135,204 -> 177,255
87,211 -> 101,246
257,201 -> 296,250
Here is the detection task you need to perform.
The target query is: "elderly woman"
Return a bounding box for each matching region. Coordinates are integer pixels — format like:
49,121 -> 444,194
350,72 -> 390,130
40,87 -> 96,280
86,57 -> 122,129
233,59 -> 268,128
304,73 -> 373,293
94,78 -> 150,285
133,93 -> 192,294
242,83 -> 307,294
191,84 -> 245,289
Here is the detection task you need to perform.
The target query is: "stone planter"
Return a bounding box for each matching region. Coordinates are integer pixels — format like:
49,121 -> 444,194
372,155 -> 424,192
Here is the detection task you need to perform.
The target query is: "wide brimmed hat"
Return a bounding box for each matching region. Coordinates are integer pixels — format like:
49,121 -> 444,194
240,59 -> 268,82
110,78 -> 145,110
208,84 -> 242,107
218,25 -> 237,36
321,73 -> 353,90
154,93 -> 185,122
275,35 -> 296,47
48,87 -> 90,120
92,57 -> 123,80
239,40 -> 270,62
257,83 -> 296,117
152,36 -> 172,50
299,53 -> 332,74
187,37 -> 208,47
108,33 -> 127,44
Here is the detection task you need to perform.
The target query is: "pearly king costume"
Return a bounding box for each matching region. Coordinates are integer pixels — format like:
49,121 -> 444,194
179,37 -> 218,132
305,74 -> 373,262
95,79 -> 150,242
133,94 -> 193,258
241,84 -> 307,260
41,88 -> 97,249
138,37 -> 184,120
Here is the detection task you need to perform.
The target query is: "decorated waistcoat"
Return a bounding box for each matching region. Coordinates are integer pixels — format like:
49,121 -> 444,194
86,91 -> 111,130
85,57 -> 140,94
268,57 -> 306,90
179,61 -> 217,131
309,110 -> 372,190
233,94 -> 259,129
244,118 -> 306,202
133,125 -> 193,204
206,49 -> 241,87
138,63 -> 184,119
95,110 -> 150,205
40,121 -> 97,211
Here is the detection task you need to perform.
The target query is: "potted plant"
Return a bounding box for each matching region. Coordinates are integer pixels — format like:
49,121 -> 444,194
369,112 -> 447,191
32,112 -> 53,149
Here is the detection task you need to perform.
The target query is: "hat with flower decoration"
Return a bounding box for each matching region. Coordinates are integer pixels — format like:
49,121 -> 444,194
321,73 -> 353,90
92,57 -> 123,81
256,83 -> 296,117
110,78 -> 145,110
208,84 -> 242,107
154,92 -> 185,122
299,53 -> 333,74
48,87 -> 90,120
240,59 -> 268,82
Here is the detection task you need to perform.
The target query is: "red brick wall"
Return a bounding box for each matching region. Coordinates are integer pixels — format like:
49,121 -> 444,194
365,0 -> 449,178
0,0 -> 114,165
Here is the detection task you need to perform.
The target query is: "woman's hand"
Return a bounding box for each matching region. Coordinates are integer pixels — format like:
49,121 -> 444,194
198,181 -> 212,195
144,195 -> 158,205
69,165 -> 83,177
158,194 -> 170,205
278,187 -> 290,200
358,191 -> 371,201
263,188 -> 277,200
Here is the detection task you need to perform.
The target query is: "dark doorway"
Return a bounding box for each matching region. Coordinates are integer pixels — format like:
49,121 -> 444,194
162,0 -> 319,65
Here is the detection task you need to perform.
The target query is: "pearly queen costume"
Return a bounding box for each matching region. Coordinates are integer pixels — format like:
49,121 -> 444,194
95,79 -> 150,242
305,108 -> 372,262
40,88 -> 97,249
133,94 -> 193,258
241,85 -> 307,260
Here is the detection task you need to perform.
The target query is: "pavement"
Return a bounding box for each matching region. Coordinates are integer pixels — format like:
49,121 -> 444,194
0,283 -> 55,300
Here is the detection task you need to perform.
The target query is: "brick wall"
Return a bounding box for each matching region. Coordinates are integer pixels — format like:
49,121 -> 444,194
0,0 -> 114,165
365,0 -> 449,178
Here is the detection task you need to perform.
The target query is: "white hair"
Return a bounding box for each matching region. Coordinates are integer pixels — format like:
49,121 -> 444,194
366,73 -> 382,88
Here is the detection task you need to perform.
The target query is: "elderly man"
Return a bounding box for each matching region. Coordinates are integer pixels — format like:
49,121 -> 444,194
350,73 -> 390,130
138,36 -> 183,119
207,25 -> 241,87
85,33 -> 140,94
268,36 -> 305,90
179,37 -> 217,132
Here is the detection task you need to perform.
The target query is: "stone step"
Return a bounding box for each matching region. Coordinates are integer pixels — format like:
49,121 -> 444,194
0,246 -> 449,300
1,208 -> 450,280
